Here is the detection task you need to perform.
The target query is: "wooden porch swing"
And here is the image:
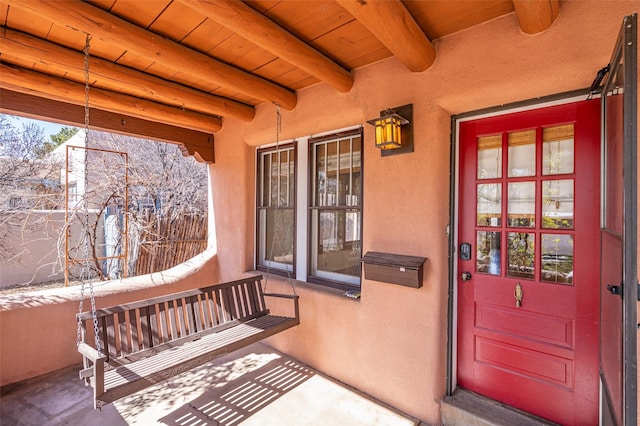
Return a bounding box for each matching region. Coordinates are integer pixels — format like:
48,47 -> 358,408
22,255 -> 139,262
75,36 -> 299,409
77,275 -> 299,409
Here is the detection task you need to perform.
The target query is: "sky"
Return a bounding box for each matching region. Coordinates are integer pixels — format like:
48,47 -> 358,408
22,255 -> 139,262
8,115 -> 71,140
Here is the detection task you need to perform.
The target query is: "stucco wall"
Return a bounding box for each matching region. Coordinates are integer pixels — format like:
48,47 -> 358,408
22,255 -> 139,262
209,2 -> 639,424
0,249 -> 220,387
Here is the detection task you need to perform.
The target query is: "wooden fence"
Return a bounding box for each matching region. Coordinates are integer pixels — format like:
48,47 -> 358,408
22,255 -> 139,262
131,214 -> 208,276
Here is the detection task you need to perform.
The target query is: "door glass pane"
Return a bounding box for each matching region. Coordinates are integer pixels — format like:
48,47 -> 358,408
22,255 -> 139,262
508,130 -> 536,177
541,234 -> 574,284
478,135 -> 502,179
508,181 -> 535,228
507,232 -> 535,279
543,124 -> 574,175
477,231 -> 501,275
542,179 -> 574,229
477,183 -> 502,226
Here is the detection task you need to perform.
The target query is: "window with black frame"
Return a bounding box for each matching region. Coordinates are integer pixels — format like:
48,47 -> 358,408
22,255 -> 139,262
310,130 -> 362,287
256,144 -> 296,274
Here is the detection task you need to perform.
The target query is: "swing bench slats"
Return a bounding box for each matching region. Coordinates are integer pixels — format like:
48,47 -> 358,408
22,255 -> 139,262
77,275 -> 299,409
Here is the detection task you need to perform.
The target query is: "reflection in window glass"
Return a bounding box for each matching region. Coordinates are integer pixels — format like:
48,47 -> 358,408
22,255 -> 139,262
477,231 -> 501,275
508,182 -> 535,228
542,234 -> 574,284
311,133 -> 362,286
542,179 -> 574,229
507,232 -> 535,279
477,135 -> 502,179
477,183 -> 502,226
508,130 -> 536,177
257,146 -> 295,272
543,124 -> 574,175
312,209 -> 361,278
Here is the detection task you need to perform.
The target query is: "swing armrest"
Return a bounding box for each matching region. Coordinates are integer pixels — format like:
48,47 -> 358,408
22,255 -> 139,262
263,293 -> 299,321
78,342 -> 106,363
263,293 -> 298,299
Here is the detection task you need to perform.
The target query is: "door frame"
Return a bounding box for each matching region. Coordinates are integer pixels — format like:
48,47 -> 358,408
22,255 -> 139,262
446,89 -> 604,398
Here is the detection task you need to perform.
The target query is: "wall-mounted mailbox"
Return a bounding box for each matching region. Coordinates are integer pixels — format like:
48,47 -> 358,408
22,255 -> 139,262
362,251 -> 427,288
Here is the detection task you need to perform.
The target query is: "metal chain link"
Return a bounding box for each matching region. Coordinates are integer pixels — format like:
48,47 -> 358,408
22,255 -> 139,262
76,34 -> 101,352
263,103 -> 296,296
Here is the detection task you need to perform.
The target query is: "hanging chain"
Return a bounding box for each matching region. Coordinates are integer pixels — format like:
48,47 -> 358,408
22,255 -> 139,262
76,34 -> 101,352
264,103 -> 296,296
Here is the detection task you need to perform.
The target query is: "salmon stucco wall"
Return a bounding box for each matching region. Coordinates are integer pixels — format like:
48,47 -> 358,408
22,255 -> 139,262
208,2 -> 639,424
0,250 -> 220,387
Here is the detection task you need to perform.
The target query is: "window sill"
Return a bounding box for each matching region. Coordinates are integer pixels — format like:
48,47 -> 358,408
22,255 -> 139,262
262,273 -> 361,302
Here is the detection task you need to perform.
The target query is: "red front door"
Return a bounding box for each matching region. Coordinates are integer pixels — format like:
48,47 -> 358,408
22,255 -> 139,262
457,100 -> 601,425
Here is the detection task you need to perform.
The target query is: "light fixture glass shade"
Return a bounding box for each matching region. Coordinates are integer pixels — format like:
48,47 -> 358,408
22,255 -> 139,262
367,112 -> 409,149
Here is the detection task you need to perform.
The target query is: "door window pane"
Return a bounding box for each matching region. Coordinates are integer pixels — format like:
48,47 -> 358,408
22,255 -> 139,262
478,135 -> 502,179
507,232 -> 535,279
542,179 -> 574,229
508,181 -> 535,228
477,231 -> 501,275
508,130 -> 536,177
477,183 -> 502,226
541,234 -> 574,284
543,124 -> 574,175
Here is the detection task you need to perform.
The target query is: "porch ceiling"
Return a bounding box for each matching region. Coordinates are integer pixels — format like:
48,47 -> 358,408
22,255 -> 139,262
0,0 -> 559,161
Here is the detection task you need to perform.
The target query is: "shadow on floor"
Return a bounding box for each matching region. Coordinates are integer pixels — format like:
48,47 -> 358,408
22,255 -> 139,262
160,357 -> 314,425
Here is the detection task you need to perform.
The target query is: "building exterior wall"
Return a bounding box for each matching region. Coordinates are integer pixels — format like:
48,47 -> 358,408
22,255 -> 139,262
209,2 -> 639,424
0,2 -> 638,425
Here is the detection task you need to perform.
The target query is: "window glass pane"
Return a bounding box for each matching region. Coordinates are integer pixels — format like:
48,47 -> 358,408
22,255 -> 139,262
508,181 -> 535,228
339,139 -> 351,206
542,234 -> 574,284
310,133 -> 362,286
326,142 -> 337,206
507,232 -> 535,279
543,124 -> 574,175
312,209 -> 361,278
350,137 -> 362,206
270,152 -> 279,206
260,153 -> 271,207
542,179 -> 574,229
264,209 -> 294,266
477,135 -> 502,179
315,143 -> 326,206
477,183 -> 502,227
287,150 -> 295,207
508,130 -> 536,177
477,231 -> 501,275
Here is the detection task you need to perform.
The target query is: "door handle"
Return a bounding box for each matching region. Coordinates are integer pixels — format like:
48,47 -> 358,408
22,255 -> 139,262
461,272 -> 472,282
514,282 -> 523,307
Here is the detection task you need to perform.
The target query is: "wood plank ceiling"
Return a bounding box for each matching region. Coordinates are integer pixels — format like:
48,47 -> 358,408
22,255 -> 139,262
0,0 -> 559,162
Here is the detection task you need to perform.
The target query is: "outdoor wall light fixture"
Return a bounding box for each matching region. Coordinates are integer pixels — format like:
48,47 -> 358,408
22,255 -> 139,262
367,104 -> 414,156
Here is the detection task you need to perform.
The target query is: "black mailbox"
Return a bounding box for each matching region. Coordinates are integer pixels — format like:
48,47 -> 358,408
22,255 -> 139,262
362,251 -> 427,288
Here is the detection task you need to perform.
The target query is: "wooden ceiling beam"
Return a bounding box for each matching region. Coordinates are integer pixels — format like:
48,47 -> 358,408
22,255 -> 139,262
0,28 -> 255,122
178,0 -> 353,93
513,0 -> 560,34
5,0 -> 297,110
0,63 -> 222,133
0,89 -> 214,163
335,0 -> 436,73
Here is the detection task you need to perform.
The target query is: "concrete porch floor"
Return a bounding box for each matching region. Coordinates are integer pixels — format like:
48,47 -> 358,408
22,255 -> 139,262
0,342 -> 421,426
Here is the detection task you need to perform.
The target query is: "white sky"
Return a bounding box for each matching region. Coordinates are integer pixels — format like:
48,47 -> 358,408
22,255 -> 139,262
8,115 -> 70,140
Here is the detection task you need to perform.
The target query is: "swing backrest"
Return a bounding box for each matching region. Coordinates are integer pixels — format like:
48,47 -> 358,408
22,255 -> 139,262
78,276 -> 268,364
